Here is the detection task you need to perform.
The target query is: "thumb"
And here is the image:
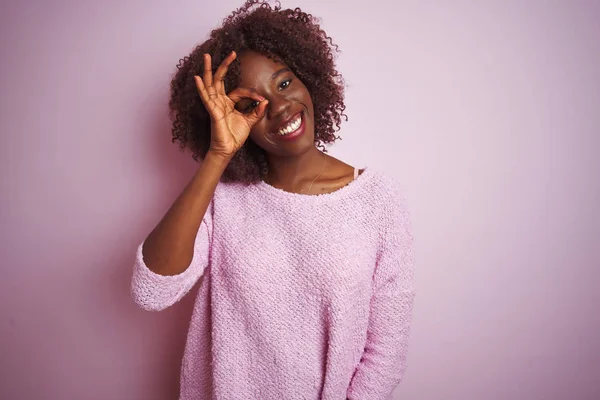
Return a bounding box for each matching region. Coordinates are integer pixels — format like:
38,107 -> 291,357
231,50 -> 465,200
246,99 -> 268,125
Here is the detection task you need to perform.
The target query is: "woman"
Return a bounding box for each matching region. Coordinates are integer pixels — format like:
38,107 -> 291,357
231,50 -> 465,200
131,1 -> 415,399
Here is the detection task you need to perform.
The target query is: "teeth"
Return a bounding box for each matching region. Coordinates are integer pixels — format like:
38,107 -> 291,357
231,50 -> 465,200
277,115 -> 302,135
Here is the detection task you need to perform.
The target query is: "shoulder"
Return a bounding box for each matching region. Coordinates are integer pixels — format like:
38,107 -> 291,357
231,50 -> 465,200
212,179 -> 256,198
362,168 -> 410,214
359,169 -> 413,245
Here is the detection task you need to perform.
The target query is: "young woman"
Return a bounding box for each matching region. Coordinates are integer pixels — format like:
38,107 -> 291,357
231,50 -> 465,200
131,1 -> 415,399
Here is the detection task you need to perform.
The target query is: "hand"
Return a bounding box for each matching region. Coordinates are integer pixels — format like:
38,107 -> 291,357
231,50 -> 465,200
194,51 -> 268,159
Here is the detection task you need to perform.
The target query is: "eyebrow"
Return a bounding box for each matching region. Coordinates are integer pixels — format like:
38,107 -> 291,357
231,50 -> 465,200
246,67 -> 292,93
271,67 -> 290,80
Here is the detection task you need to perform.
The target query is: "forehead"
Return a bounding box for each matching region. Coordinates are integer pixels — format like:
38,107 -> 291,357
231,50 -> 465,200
237,51 -> 288,87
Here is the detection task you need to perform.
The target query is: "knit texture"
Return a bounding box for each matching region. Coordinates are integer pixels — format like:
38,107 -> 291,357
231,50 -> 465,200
131,167 -> 415,400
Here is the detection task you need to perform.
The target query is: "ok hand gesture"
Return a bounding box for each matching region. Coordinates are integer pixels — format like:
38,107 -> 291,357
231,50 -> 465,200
194,51 -> 269,159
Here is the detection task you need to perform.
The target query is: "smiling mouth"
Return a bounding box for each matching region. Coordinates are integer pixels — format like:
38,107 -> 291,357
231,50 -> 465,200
274,113 -> 303,136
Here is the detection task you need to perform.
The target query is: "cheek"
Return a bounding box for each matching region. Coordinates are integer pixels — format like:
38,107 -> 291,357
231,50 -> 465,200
248,121 -> 272,148
297,88 -> 315,114
297,80 -> 312,99
250,119 -> 268,137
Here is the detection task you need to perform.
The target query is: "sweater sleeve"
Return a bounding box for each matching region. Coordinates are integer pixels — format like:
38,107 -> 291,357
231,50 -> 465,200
347,195 -> 415,400
130,199 -> 214,312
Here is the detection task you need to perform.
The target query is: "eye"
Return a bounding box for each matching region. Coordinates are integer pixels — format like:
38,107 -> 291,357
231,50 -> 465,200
245,100 -> 260,113
236,100 -> 260,114
278,79 -> 292,91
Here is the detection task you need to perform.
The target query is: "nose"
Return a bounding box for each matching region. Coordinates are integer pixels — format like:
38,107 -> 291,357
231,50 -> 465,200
266,93 -> 292,120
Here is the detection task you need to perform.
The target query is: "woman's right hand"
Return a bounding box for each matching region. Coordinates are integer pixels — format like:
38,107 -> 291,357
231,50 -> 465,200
194,51 -> 268,159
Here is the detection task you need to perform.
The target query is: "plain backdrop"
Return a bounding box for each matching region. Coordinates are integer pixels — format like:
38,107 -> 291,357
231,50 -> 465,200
1,0 -> 599,399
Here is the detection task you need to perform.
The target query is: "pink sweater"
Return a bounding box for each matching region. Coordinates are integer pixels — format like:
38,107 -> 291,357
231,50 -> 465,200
131,167 -> 415,399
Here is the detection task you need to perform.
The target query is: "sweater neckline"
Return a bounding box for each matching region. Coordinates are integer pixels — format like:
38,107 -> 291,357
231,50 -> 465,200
254,166 -> 374,202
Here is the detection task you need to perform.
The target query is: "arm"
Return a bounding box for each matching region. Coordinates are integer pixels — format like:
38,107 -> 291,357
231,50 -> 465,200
347,197 -> 415,399
131,51 -> 268,311
131,152 -> 229,311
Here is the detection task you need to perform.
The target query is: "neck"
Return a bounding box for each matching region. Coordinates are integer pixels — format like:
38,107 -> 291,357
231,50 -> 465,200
264,147 -> 327,188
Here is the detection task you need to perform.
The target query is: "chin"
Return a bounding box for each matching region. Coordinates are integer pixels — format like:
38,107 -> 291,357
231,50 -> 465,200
274,133 -> 316,157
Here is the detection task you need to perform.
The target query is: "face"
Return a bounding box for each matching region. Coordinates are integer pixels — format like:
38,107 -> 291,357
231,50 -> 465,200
235,51 -> 315,156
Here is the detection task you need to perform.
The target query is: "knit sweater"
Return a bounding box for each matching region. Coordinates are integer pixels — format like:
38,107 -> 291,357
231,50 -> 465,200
131,167 -> 415,400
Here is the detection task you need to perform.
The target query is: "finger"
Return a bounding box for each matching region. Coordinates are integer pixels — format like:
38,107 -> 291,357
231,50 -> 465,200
203,54 -> 213,88
194,75 -> 213,107
246,100 -> 269,124
227,87 -> 265,104
253,99 -> 269,119
214,51 -> 236,95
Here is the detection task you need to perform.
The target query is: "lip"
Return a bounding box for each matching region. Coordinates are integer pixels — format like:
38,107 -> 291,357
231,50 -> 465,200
272,112 -> 305,141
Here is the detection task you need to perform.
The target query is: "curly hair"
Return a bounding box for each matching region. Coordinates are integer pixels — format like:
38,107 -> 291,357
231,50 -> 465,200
168,0 -> 346,183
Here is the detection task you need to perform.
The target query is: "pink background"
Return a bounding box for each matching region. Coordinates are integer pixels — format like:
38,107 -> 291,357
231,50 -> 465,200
1,1 -> 599,399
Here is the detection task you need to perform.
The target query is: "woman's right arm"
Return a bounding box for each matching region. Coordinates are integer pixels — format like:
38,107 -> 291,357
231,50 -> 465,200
131,152 -> 229,311
131,51 -> 268,311
141,151 -> 229,277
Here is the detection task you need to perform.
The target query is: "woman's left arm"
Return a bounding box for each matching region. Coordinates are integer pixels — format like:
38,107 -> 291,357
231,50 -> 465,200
347,196 -> 415,400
